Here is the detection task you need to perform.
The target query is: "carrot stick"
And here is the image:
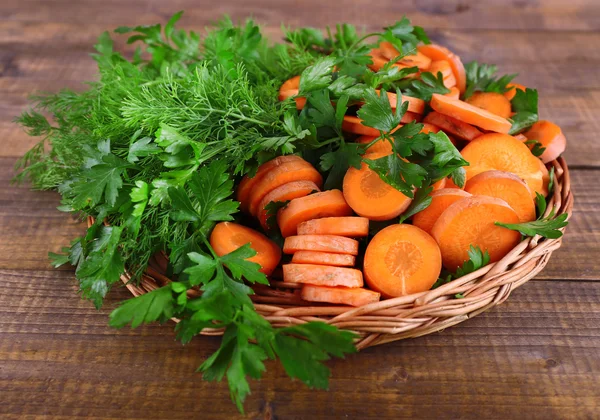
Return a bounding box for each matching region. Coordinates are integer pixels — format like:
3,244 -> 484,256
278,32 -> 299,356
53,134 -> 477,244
460,133 -> 545,197
363,224 -> 442,297
523,120 -> 567,164
297,216 -> 370,237
292,251 -> 356,267
423,111 -> 483,141
503,83 -> 527,101
277,190 -> 353,237
283,235 -> 359,255
465,170 -> 536,222
465,92 -> 512,119
418,44 -> 467,92
210,222 -> 281,275
283,264 -> 364,287
278,75 -> 306,110
256,180 -> 320,230
431,195 -> 521,270
430,94 -> 512,134
300,285 -> 380,307
412,188 -> 472,235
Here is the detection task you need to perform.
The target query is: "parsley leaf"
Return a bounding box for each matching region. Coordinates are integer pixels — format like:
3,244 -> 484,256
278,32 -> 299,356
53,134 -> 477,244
109,284 -> 179,328
398,186 -> 433,223
320,139 -> 365,190
449,166 -> 467,189
264,200 -> 291,229
464,61 -> 516,98
384,17 -> 430,52
432,245 -> 490,288
496,211 -> 568,239
299,56 -> 336,94
365,153 -> 427,198
357,88 -> 402,132
524,139 -> 546,157
509,88 -> 539,134
400,71 -> 450,101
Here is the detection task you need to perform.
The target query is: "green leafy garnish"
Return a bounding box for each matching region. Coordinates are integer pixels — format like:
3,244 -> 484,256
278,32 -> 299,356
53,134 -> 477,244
524,139 -> 546,157
464,61 -> 516,99
398,71 -> 450,101
433,245 -> 490,289
398,186 -> 433,224
509,88 -> 539,134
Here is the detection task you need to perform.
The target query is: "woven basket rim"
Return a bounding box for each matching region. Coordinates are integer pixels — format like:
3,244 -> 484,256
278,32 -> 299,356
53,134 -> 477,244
96,157 -> 573,350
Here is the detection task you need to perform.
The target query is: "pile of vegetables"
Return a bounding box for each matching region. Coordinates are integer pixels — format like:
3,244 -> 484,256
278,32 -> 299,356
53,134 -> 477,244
14,12 -> 568,412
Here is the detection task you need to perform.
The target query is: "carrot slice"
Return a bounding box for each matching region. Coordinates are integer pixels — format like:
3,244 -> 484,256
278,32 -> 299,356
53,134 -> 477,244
278,75 -> 306,110
356,135 -> 392,155
423,111 -> 483,141
376,90 -> 426,114
292,251 -> 356,267
418,44 -> 467,93
283,235 -> 359,255
523,120 -> 567,163
300,285 -> 380,307
363,224 -> 442,297
431,178 -> 447,192
342,115 -> 381,136
343,153 -> 413,221
283,264 -> 363,287
412,189 -> 472,235
297,216 -> 369,237
277,190 -> 353,237
503,83 -> 527,101
248,160 -> 323,216
368,48 -> 415,72
444,86 -> 460,100
420,122 -> 440,134
209,222 -> 281,275
431,94 -> 512,134
237,155 -> 305,213
465,170 -> 536,223
444,175 -> 465,190
427,60 -> 456,88
431,195 -> 521,270
379,42 -> 432,69
256,180 -> 320,230
465,92 -> 512,119
401,111 -> 422,124
460,133 -> 544,198
513,133 -> 528,142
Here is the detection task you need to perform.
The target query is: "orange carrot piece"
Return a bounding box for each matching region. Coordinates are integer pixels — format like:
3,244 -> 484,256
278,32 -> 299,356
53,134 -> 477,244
503,83 -> 527,101
412,189 -> 472,235
444,86 -> 460,100
401,111 -> 422,124
248,160 -> 323,216
444,175 -> 465,190
465,92 -> 512,119
342,115 -> 381,136
523,120 -> 567,164
430,94 -> 512,134
297,216 -> 369,237
277,190 -> 353,237
278,75 -> 305,110
427,60 -> 457,88
377,90 -> 426,114
283,264 -> 363,287
423,111 -> 483,141
513,133 -> 528,142
431,195 -> 521,270
418,44 -> 467,93
460,133 -> 544,198
420,122 -> 440,134
343,153 -> 413,221
379,42 -> 432,69
256,180 -> 320,230
368,48 -> 416,72
300,285 -> 380,307
210,222 -> 281,275
431,177 -> 447,191
356,135 -> 393,155
283,235 -> 359,255
363,224 -> 442,297
292,251 -> 356,267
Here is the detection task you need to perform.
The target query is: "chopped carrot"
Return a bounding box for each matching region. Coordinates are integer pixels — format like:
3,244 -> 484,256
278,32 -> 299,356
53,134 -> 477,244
237,155 -> 305,213
444,175 -> 465,190
444,86 -> 460,100
503,83 -> 527,101
418,44 -> 467,92
420,122 -> 440,134
465,170 -> 536,222
412,188 -> 472,235
277,190 -> 353,237
356,135 -> 392,155
401,111 -> 422,124
300,285 -> 380,307
256,180 -> 321,230
278,75 -> 306,109
431,177 -> 447,191
210,222 -> 281,275
377,90 -> 426,114
248,160 -> 323,216
513,133 -> 528,142
368,48 -> 415,72
342,115 -> 381,136
431,94 -> 512,134
292,251 -> 356,267
363,224 -> 442,297
297,216 -> 369,237
283,264 -> 364,287
523,120 -> 567,163
428,60 -> 456,88
431,195 -> 521,270
423,111 -> 483,141
379,42 -> 432,69
343,153 -> 413,221
283,235 -> 359,255
539,159 -> 550,197
460,133 -> 545,197
465,92 -> 512,119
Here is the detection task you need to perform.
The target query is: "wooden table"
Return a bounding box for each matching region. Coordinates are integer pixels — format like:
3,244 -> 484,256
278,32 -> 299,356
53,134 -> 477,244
2,1 -> 599,418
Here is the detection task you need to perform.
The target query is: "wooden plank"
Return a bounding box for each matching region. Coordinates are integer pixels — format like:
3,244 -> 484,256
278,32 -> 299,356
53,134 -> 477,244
0,270 -> 598,419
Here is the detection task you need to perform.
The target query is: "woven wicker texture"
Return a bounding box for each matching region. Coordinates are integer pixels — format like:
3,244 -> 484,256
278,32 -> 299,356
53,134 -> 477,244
100,157 -> 573,350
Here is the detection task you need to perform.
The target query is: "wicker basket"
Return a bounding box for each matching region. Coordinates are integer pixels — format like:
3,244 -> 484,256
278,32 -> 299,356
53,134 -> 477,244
98,157 -> 573,350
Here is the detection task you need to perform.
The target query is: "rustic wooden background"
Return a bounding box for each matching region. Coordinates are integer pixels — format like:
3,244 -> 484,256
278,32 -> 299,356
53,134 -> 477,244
1,0 -> 599,418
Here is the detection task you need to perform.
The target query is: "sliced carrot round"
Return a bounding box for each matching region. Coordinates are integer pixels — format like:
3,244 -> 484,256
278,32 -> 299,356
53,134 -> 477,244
431,178 -> 447,192
379,42 -> 432,69
300,285 -> 380,307
278,75 -> 305,110
356,135 -> 392,155
277,189 -> 353,237
343,153 -> 413,221
465,92 -> 512,119
460,133 -> 544,197
248,160 -> 323,216
418,44 -> 467,93
401,111 -> 422,124
377,90 -> 426,114
283,234 -> 359,255
283,264 -> 363,287
368,48 -> 415,72
412,188 -> 472,235
210,222 -> 281,275
297,216 -> 369,237
523,120 -> 567,163
363,224 -> 442,297
256,180 -> 320,230
431,94 -> 512,134
465,170 -> 536,222
420,122 -> 440,134
444,175 -> 465,190
292,251 -> 356,267
444,86 -> 460,100
503,83 -> 526,101
423,111 -> 483,141
342,115 -> 381,136
431,195 -> 521,270
428,60 -> 456,88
